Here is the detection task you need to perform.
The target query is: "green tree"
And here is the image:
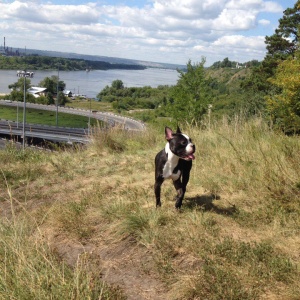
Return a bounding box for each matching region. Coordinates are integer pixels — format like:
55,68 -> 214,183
46,92 -> 55,105
9,90 -> 36,103
265,52 -> 300,133
241,1 -> 300,116
57,91 -> 68,106
220,57 -> 232,68
39,76 -> 66,95
8,78 -> 31,91
10,90 -> 24,102
167,58 -> 212,124
265,1 -> 300,60
111,79 -> 124,90
97,80 -> 124,101
37,76 -> 66,105
8,77 -> 36,103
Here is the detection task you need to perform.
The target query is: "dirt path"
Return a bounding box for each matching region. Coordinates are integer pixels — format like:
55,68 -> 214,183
51,234 -> 168,300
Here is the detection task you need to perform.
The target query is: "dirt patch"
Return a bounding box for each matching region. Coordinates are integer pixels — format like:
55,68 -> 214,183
49,232 -> 168,300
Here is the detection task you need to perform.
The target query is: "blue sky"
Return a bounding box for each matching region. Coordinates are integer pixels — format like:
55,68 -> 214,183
0,0 -> 298,66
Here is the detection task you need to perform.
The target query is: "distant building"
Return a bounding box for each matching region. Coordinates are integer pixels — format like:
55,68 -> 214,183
0,47 -> 5,56
63,90 -> 73,97
236,63 -> 242,69
27,87 -> 47,98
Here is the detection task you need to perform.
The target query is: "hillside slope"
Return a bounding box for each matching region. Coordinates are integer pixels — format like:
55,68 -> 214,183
204,67 -> 255,116
0,122 -> 299,299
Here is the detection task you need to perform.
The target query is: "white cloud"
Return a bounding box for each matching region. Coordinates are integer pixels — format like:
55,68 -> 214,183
213,35 -> 265,49
152,0 -> 227,19
192,35 -> 266,63
259,19 -> 271,25
226,0 -> 263,10
212,9 -> 257,31
262,1 -> 283,12
0,0 -> 287,65
2,1 -> 100,24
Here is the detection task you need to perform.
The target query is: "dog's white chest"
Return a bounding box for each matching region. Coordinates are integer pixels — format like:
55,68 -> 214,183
162,144 -> 181,181
163,163 -> 181,180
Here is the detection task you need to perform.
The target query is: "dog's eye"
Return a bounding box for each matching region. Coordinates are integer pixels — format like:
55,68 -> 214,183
181,140 -> 187,146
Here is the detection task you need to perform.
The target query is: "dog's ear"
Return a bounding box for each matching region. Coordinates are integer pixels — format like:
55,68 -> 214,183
176,126 -> 182,134
165,127 -> 174,141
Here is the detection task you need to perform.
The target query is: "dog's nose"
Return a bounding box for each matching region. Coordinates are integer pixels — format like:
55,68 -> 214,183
188,143 -> 195,153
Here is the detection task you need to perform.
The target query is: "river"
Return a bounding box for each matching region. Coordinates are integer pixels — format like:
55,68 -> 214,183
0,68 -> 179,98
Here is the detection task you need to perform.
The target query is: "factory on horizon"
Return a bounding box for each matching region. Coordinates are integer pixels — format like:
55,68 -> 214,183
0,37 -> 22,56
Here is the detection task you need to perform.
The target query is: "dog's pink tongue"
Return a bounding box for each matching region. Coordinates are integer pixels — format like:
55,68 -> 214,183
189,154 -> 195,160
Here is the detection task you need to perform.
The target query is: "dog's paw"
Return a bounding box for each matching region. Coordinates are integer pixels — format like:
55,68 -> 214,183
175,201 -> 182,209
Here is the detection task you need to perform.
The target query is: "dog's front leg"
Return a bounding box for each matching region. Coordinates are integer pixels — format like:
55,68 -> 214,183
173,179 -> 184,209
154,176 -> 164,207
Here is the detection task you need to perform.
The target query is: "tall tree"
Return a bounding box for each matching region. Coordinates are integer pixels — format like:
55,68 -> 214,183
241,1 -> 300,113
8,78 -> 37,103
111,79 -> 124,90
8,78 -> 31,91
167,58 -> 212,125
38,76 -> 66,105
265,52 -> 300,133
265,1 -> 300,61
39,76 -> 66,95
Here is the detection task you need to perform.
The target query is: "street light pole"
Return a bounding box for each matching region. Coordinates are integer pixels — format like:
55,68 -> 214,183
16,99 -> 19,129
56,66 -> 59,127
22,73 -> 26,149
88,98 -> 91,135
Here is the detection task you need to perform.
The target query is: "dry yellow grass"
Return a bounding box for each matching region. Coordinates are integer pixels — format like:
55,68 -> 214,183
0,118 -> 299,299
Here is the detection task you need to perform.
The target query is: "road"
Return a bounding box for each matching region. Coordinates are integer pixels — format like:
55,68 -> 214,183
0,120 -> 89,144
0,100 -> 145,146
0,100 -> 145,131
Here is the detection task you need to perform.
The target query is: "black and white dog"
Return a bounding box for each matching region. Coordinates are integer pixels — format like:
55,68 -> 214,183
154,126 -> 195,209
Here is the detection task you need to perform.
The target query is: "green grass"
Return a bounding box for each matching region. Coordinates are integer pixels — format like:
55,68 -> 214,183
66,99 -> 114,112
0,119 -> 299,299
0,105 -> 99,128
0,218 -> 125,299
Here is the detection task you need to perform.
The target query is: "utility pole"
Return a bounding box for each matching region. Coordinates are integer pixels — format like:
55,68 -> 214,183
56,66 -> 59,127
88,98 -> 91,135
22,47 -> 27,149
16,98 -> 19,129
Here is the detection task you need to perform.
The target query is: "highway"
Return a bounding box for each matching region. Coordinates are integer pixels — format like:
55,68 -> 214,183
0,100 -> 145,131
0,120 -> 89,144
0,100 -> 145,146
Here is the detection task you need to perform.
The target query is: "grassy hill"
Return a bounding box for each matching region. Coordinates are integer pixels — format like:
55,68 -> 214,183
207,67 -> 251,90
204,67 -> 255,117
0,120 -> 299,299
